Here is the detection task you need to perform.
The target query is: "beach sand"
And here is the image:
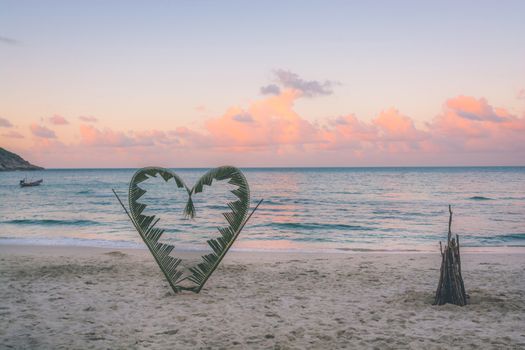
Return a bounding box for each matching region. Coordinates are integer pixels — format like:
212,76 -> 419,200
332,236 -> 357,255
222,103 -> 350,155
0,245 -> 524,349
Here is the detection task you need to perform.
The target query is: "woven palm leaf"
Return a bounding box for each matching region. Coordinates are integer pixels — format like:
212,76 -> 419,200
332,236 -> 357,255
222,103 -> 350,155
114,166 -> 261,293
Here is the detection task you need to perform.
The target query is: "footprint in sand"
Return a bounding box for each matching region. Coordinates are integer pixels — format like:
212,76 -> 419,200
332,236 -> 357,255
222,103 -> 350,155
104,251 -> 128,258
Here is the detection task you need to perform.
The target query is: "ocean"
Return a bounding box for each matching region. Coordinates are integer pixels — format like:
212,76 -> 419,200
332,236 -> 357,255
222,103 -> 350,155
1,167 -> 524,252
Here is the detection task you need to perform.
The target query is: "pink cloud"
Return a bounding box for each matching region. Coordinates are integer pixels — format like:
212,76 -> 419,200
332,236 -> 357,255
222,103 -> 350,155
445,96 -> 507,122
79,124 -> 155,147
373,108 -> 424,141
79,115 -> 98,123
429,96 -> 525,152
1,130 -> 24,139
372,108 -> 430,153
30,124 -> 56,138
15,91 -> 525,167
48,114 -> 69,125
205,90 -> 321,151
232,113 -> 255,123
78,124 -> 200,149
167,127 -> 211,148
0,117 -> 13,128
320,114 -> 376,151
517,89 -> 525,100
74,93 -> 525,165
132,130 -> 183,146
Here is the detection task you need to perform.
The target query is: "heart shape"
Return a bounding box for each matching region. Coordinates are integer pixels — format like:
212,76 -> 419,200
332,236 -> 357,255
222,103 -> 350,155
114,166 -> 260,293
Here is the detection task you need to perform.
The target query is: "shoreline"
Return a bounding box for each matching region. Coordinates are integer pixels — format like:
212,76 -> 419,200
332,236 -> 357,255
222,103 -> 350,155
1,244 -> 524,348
3,165 -> 525,170
2,239 -> 525,255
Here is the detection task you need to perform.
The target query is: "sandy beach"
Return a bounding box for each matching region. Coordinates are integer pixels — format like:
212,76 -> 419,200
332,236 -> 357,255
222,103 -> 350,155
0,244 -> 524,349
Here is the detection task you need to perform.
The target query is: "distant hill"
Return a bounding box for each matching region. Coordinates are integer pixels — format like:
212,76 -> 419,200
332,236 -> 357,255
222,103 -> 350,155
0,147 -> 44,171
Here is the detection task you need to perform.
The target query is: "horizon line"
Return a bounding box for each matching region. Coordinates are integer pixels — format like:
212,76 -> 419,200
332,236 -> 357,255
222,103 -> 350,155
13,165 -> 525,171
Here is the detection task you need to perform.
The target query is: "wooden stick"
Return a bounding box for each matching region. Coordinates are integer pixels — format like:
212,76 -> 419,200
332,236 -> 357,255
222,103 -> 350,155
434,205 -> 467,306
447,205 -> 452,244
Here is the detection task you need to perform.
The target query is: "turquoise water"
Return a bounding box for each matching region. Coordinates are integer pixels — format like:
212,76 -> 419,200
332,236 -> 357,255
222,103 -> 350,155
0,167 -> 524,252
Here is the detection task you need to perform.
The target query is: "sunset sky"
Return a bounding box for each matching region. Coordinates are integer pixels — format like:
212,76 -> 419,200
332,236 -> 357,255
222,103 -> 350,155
1,0 -> 524,167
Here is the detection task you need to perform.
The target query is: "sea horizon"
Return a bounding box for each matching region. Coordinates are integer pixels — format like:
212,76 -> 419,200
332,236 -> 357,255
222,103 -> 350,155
12,165 -> 525,170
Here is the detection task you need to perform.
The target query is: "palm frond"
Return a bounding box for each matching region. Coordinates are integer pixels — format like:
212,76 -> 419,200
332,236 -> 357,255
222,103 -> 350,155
185,166 -> 252,292
114,166 -> 262,294
127,167 -> 191,292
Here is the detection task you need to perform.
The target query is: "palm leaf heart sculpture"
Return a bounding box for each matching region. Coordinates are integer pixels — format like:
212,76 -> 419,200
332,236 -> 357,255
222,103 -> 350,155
113,166 -> 262,293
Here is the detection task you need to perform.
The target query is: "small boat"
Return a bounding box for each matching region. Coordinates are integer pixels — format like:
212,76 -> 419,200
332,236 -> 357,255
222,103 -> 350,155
19,179 -> 43,187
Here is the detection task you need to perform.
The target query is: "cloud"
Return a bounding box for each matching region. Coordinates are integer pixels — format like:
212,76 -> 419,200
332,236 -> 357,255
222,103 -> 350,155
0,117 -> 13,128
373,108 -> 427,142
0,36 -> 18,45
517,89 -> 525,100
167,127 -> 211,148
78,124 -> 197,148
260,84 -> 281,96
79,124 -> 154,147
205,90 -> 321,151
273,69 -> 338,97
48,115 -> 69,125
372,109 -> 430,153
429,96 -> 525,153
14,86 -> 525,166
30,124 -> 56,139
79,115 -> 98,123
232,113 -> 255,123
332,116 -> 351,125
446,96 -> 505,122
70,93 -> 525,162
204,91 -> 525,159
132,129 -> 183,146
320,114 -> 377,151
1,130 -> 24,139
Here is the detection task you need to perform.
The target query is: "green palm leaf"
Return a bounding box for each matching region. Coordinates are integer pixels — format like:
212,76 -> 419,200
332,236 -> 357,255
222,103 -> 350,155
113,166 -> 262,294
184,166 -> 253,292
126,167 -> 191,292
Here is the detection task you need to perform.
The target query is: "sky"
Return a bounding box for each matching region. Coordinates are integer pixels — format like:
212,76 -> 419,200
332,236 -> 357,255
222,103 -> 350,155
1,0 -> 524,168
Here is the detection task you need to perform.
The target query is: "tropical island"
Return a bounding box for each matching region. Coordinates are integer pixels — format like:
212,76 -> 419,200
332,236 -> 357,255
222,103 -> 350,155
0,147 -> 44,171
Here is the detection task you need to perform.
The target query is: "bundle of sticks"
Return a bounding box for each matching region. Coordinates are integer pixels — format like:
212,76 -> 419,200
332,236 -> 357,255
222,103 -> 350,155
434,205 -> 468,306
